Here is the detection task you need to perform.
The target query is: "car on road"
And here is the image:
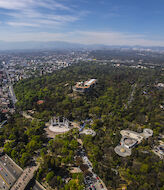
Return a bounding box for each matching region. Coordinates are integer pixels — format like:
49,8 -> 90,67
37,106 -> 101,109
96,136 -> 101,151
91,184 -> 96,190
100,183 -> 103,188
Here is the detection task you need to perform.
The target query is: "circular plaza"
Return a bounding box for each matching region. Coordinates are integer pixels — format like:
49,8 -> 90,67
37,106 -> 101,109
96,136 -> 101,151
49,116 -> 71,133
114,145 -> 132,157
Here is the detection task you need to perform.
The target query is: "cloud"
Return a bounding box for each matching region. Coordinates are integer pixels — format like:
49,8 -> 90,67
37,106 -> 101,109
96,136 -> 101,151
0,0 -> 70,11
0,1 -> 163,46
1,31 -> 164,46
0,0 -> 27,10
7,22 -> 40,27
0,0 -> 80,28
35,0 -> 71,11
5,11 -> 79,28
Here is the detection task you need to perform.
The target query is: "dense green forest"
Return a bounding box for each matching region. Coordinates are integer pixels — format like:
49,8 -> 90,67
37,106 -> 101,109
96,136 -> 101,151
0,112 -> 6,122
0,115 -> 46,167
36,131 -> 85,190
1,61 -> 164,189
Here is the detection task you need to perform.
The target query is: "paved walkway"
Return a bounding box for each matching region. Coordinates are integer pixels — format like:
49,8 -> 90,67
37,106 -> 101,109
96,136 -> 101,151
22,111 -> 35,120
125,83 -> 137,109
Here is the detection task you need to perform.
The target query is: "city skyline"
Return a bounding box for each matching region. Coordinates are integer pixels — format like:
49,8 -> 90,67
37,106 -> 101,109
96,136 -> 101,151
0,0 -> 164,46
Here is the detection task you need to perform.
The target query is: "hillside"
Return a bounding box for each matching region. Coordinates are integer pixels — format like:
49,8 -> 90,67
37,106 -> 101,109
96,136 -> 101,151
1,61 -> 164,189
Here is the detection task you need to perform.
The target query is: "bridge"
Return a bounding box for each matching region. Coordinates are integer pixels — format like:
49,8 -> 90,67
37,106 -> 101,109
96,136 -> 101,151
11,165 -> 39,190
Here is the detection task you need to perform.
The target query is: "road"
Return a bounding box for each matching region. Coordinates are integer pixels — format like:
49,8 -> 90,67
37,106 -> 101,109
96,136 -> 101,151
11,165 -> 39,190
0,120 -> 7,128
0,154 -> 23,190
76,121 -> 108,190
78,148 -> 108,190
0,154 -> 45,190
9,85 -> 17,105
3,64 -> 17,108
21,111 -> 35,120
125,84 -> 137,109
0,155 -> 22,179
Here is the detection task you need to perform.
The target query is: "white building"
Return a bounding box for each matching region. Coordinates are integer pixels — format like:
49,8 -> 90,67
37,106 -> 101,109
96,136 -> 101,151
73,79 -> 97,93
49,116 -> 71,133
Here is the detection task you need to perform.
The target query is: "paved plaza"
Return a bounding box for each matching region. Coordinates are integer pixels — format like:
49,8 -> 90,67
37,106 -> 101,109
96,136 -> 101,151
49,116 -> 71,133
115,128 -> 153,157
80,129 -> 96,137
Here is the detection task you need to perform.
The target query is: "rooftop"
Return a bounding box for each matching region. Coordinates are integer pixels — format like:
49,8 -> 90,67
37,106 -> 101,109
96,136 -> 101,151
75,79 -> 97,89
115,128 -> 153,157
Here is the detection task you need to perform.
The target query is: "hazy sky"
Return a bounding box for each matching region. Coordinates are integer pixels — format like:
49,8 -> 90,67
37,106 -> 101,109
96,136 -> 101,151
0,0 -> 164,46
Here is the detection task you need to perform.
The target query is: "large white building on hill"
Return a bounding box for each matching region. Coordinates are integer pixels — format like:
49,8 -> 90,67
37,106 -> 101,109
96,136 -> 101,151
73,79 -> 97,93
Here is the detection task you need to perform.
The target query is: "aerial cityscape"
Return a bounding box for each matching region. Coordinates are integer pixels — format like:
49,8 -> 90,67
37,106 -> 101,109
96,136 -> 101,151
0,0 -> 164,190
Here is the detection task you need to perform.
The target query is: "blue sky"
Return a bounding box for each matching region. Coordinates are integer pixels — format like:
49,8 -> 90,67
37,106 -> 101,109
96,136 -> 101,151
0,0 -> 164,46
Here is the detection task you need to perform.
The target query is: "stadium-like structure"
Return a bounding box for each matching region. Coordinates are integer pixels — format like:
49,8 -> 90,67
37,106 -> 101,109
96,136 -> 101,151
49,116 -> 71,133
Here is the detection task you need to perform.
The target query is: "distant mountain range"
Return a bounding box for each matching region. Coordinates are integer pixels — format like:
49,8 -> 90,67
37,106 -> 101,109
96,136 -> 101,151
0,40 -> 164,51
0,41 -> 85,50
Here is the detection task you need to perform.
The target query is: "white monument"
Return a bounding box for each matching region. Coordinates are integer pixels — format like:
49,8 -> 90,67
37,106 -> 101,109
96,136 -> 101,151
49,116 -> 71,133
